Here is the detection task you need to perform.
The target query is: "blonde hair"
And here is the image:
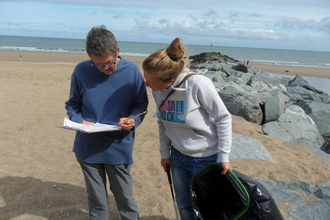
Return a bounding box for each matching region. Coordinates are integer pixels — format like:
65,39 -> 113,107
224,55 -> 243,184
142,38 -> 187,82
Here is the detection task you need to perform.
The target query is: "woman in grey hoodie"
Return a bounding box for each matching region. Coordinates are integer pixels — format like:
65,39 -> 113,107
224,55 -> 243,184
142,38 -> 233,220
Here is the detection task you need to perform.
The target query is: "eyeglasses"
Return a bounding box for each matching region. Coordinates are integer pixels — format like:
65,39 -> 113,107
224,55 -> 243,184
91,60 -> 116,69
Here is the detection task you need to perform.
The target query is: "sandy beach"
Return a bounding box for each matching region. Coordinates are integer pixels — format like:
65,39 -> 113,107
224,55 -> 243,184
250,63 -> 330,79
1,50 -> 330,220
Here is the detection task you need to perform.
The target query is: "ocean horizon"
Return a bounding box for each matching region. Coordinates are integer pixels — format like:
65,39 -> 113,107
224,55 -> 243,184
1,35 -> 330,70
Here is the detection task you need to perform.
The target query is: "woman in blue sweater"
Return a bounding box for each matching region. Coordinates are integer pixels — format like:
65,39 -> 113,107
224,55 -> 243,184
65,25 -> 148,220
142,38 -> 232,220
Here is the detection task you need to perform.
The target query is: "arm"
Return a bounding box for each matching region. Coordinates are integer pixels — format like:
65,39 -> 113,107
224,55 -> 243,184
128,75 -> 148,128
197,77 -> 233,173
65,71 -> 86,123
158,116 -> 172,159
118,68 -> 148,130
158,119 -> 172,172
152,91 -> 172,165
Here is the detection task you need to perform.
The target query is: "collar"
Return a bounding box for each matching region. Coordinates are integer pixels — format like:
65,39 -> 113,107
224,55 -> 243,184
170,71 -> 192,91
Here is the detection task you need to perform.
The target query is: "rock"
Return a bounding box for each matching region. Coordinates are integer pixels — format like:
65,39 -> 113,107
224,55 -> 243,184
187,52 -> 330,218
288,75 -> 326,94
295,101 -> 330,154
277,76 -> 292,87
247,71 -> 283,92
230,133 -> 274,163
189,52 -> 239,65
264,96 -> 285,122
222,64 -> 242,77
287,200 -> 330,220
204,71 -> 226,88
315,182 -> 330,199
262,105 -> 329,161
219,85 -> 263,124
287,86 -> 324,103
252,178 -> 330,220
188,52 -> 330,218
222,65 -> 252,84
232,64 -> 248,73
189,51 -> 330,156
268,90 -> 292,108
262,105 -> 323,145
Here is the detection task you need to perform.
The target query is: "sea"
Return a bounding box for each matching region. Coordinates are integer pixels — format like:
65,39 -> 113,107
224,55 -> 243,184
1,35 -> 329,93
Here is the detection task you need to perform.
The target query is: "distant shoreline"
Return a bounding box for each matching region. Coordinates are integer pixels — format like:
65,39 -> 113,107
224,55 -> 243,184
250,63 -> 330,79
0,50 -> 329,79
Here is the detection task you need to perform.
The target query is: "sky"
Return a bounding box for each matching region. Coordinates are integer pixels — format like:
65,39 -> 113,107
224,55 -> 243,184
1,0 -> 330,52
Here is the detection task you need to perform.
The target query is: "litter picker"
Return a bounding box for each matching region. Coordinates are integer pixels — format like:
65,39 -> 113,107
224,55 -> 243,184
166,163 -> 180,220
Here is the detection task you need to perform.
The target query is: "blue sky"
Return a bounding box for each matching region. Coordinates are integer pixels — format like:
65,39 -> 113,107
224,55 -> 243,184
1,0 -> 330,51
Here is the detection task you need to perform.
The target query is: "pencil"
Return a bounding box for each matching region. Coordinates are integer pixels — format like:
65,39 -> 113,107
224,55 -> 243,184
127,110 -> 148,120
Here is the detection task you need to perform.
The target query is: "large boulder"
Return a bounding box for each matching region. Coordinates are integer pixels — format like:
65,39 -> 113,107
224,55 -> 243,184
219,85 -> 263,124
247,71 -> 283,92
264,96 -> 285,122
286,75 -> 330,104
295,101 -> 330,154
268,90 -> 292,108
262,105 -> 325,156
286,86 -> 325,103
222,64 -> 244,77
288,75 -> 326,94
204,71 -> 226,88
254,178 -> 330,220
230,133 -> 274,163
232,64 -> 248,73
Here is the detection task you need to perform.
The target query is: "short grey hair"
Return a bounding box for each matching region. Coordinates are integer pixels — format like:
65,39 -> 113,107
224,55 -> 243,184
86,25 -> 118,57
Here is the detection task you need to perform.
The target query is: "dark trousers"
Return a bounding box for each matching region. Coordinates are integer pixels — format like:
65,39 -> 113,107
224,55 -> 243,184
76,156 -> 139,220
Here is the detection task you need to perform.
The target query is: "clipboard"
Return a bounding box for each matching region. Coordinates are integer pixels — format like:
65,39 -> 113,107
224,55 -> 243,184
59,118 -> 121,133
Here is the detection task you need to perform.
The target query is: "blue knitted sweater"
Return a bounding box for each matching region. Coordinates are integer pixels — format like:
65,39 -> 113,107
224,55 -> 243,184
65,57 -> 148,164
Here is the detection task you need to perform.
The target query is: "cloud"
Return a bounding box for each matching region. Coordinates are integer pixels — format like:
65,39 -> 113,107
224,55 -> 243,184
158,19 -> 169,25
319,17 -> 330,34
275,16 -> 330,34
204,8 -> 217,16
246,13 -> 263,18
3,0 -> 330,9
5,21 -> 21,26
228,11 -> 241,21
113,14 -> 124,19
132,15 -> 284,42
1,0 -> 329,51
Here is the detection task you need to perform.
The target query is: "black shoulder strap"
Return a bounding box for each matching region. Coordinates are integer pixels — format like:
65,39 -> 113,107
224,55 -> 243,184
159,73 -> 196,111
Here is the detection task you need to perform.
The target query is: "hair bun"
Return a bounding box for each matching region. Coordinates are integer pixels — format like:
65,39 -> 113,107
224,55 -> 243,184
166,38 -> 184,62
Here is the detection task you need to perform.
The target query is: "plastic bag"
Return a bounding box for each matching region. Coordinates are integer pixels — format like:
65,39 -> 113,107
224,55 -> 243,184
191,163 -> 284,220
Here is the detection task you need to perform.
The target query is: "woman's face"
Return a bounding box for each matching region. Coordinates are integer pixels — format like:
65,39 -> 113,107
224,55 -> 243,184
143,70 -> 174,91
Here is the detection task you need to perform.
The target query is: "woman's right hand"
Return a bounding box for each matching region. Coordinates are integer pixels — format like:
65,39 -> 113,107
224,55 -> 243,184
220,162 -> 233,174
161,158 -> 171,172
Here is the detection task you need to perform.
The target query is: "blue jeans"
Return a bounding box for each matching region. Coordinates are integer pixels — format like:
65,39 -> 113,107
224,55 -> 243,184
170,147 -> 218,220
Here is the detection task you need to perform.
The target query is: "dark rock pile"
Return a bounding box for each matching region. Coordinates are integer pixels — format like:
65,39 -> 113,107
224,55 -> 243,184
190,52 -> 240,64
189,52 -> 330,220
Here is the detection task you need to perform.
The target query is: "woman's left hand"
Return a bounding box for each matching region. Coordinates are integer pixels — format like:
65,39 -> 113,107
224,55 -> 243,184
220,162 -> 233,174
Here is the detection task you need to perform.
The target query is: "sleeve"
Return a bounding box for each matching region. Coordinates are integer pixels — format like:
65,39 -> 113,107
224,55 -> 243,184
65,70 -> 85,123
128,70 -> 149,129
157,117 -> 172,159
196,77 -> 232,162
152,91 -> 172,159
